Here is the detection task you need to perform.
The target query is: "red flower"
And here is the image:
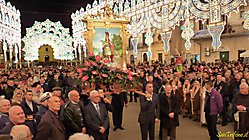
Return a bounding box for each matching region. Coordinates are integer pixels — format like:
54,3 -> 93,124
85,61 -> 90,66
91,61 -> 97,67
128,71 -> 133,76
128,75 -> 133,80
79,73 -> 83,77
122,70 -> 127,73
95,55 -> 101,62
92,71 -> 99,75
102,74 -> 108,77
116,74 -> 122,79
99,64 -> 104,69
77,68 -> 82,73
82,75 -> 89,82
81,68 -> 88,71
88,52 -> 94,57
103,59 -> 109,63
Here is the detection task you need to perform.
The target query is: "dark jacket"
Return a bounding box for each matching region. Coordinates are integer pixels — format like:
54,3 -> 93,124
20,99 -> 38,118
62,101 -> 85,137
111,92 -> 128,108
84,102 -> 109,140
35,109 -> 66,140
138,93 -> 160,124
0,114 -> 9,130
35,105 -> 48,126
205,88 -> 223,115
0,121 -> 36,136
159,93 -> 179,129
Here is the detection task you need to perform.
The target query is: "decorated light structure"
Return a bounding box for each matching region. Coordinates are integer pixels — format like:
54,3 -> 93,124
72,0 -> 247,59
22,19 -> 74,62
243,11 -> 249,30
0,0 -> 21,68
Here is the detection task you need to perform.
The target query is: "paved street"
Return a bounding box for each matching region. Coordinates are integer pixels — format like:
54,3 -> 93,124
108,101 -> 234,140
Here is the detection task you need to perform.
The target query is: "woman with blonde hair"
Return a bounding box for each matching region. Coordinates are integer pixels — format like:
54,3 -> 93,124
11,88 -> 23,105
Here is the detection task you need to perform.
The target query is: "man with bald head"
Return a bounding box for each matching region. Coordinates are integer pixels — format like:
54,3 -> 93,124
232,83 -> 249,139
35,96 -> 66,140
0,99 -> 11,129
61,90 -> 86,137
0,106 -> 26,134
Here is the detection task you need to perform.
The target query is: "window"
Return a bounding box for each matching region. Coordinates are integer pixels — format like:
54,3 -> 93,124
240,6 -> 245,18
46,48 -> 48,51
158,53 -> 162,63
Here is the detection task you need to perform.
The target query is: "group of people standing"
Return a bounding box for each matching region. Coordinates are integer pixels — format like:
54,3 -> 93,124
0,60 -> 248,140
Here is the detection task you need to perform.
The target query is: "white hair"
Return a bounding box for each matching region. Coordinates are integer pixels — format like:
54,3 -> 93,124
89,90 -> 98,96
68,90 -> 78,98
0,99 -> 10,107
240,82 -> 249,89
10,125 -> 31,140
68,133 -> 94,140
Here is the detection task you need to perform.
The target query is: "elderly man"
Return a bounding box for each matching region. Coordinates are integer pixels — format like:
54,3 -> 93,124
0,106 -> 26,134
0,99 -> 11,130
84,90 -> 109,140
35,92 -> 51,125
35,96 -> 66,140
159,83 -> 179,140
61,90 -> 86,137
10,125 -> 32,140
232,83 -> 249,139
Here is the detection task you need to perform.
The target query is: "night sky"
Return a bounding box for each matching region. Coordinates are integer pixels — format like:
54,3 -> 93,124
6,0 -> 94,36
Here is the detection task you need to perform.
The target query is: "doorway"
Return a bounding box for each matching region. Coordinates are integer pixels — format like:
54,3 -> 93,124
45,55 -> 50,62
143,53 -> 148,62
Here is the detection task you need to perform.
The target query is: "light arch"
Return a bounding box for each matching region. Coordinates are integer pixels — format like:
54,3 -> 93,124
22,19 -> 74,61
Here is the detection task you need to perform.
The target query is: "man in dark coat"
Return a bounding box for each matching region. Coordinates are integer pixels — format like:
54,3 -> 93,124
84,90 -> 109,140
35,96 -> 66,140
232,83 -> 249,140
61,90 -> 86,137
138,83 -> 160,140
0,106 -> 35,135
111,91 -> 128,131
159,83 -> 179,140
214,73 -> 229,126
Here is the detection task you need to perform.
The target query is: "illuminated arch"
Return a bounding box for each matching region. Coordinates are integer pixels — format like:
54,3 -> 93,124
22,19 -> 74,61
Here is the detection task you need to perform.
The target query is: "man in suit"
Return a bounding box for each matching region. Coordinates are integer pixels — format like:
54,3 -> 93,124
111,91 -> 128,131
35,96 -> 66,140
20,90 -> 38,121
138,83 -> 160,140
159,83 -> 179,140
84,90 -> 109,140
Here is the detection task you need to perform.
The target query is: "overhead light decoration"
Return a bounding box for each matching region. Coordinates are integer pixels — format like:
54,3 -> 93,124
243,11 -> 249,30
71,0 -> 247,54
22,19 -> 74,61
0,0 -> 21,67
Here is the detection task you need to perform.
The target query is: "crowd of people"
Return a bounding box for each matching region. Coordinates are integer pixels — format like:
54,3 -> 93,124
0,60 -> 248,140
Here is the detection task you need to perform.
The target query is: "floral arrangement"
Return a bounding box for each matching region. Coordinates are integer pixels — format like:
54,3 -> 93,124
77,52 -> 140,92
